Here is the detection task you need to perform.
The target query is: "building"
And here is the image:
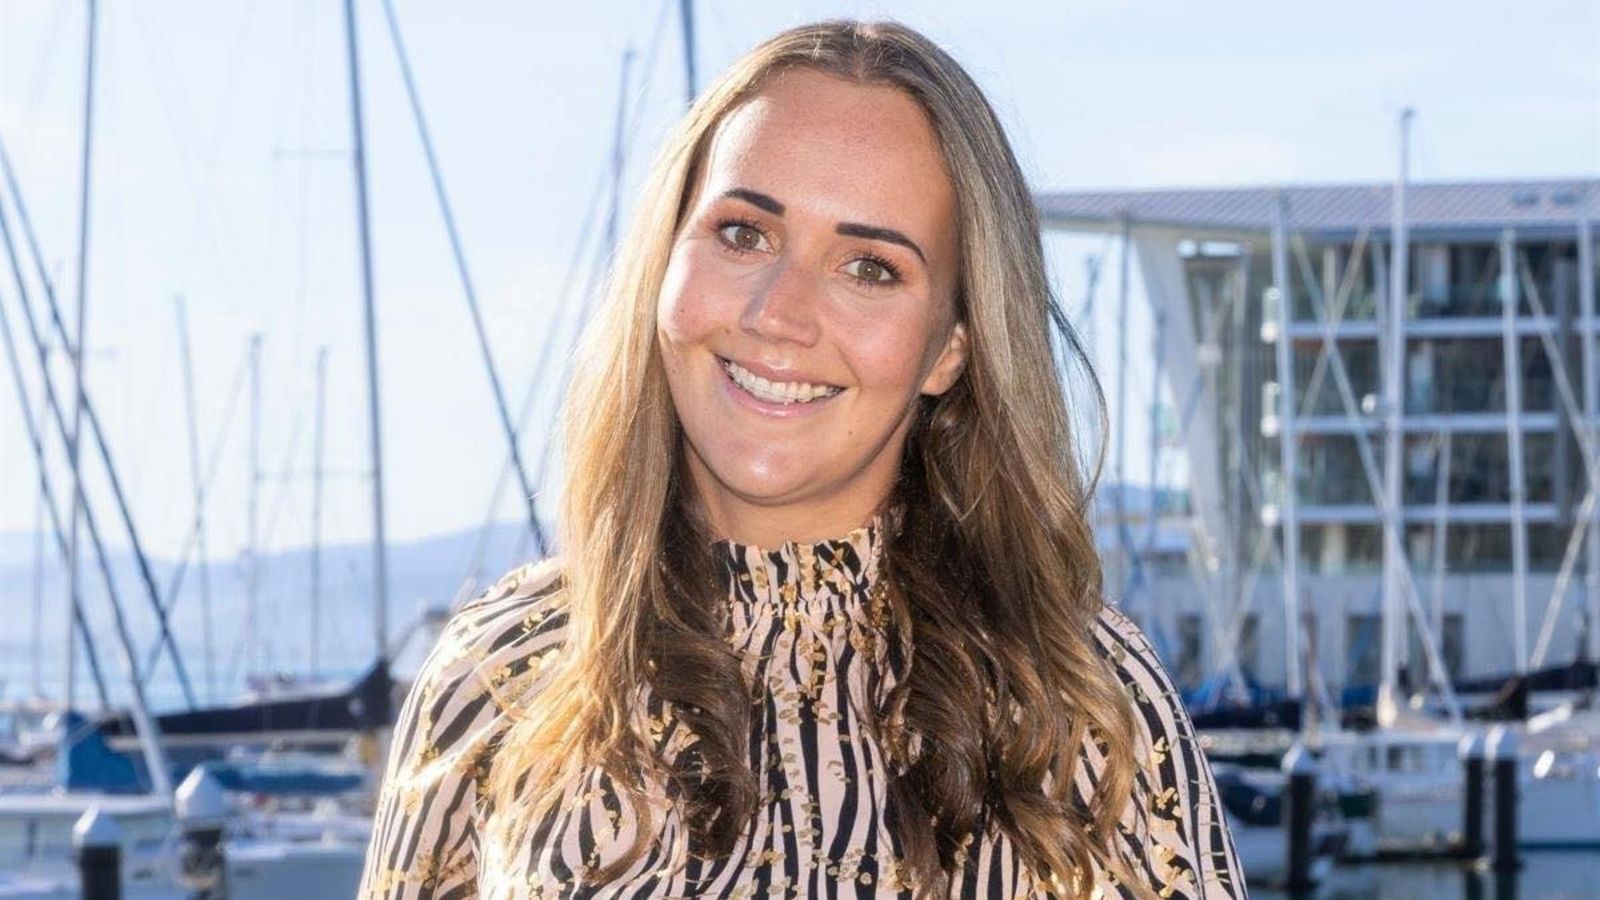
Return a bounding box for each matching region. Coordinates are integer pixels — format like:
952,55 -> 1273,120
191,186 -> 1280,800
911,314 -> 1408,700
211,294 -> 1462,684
1041,179 -> 1600,698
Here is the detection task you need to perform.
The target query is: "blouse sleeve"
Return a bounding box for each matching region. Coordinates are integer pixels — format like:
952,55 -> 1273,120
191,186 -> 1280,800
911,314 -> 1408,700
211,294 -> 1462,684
1093,606 -> 1246,899
358,562 -> 566,899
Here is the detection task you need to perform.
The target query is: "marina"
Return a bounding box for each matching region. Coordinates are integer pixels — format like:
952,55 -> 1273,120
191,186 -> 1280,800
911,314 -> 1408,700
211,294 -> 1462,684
1045,170 -> 1600,892
1046,169 -> 1600,891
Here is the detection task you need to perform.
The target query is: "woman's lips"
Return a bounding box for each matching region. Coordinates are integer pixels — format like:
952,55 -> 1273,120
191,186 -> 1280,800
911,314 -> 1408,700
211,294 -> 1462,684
717,356 -> 845,416
720,356 -> 843,404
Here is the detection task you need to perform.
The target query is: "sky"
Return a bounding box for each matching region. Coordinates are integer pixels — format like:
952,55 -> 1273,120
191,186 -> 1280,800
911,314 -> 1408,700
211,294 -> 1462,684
0,0 -> 1596,575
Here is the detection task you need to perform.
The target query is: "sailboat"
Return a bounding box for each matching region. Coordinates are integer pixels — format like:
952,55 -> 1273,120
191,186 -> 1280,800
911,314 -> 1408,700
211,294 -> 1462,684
1192,111 -> 1600,861
0,0 -> 677,892
0,0 -> 394,894
1209,761 -> 1349,886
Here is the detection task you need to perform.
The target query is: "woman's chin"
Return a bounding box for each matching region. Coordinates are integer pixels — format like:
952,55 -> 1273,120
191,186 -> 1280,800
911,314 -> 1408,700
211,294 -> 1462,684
705,465 -> 818,508
687,453 -> 833,512
683,433 -> 902,533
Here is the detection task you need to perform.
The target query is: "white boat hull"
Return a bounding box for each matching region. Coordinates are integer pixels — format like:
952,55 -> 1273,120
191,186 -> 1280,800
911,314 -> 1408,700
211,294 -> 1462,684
1225,818 -> 1345,887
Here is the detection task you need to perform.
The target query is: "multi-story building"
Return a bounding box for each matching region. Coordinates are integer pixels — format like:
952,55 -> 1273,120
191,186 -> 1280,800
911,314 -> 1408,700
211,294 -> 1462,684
1040,179 -> 1599,697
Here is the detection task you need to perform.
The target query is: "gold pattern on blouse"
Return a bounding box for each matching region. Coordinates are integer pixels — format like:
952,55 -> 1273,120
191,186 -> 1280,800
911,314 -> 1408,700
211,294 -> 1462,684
357,527 -> 1245,899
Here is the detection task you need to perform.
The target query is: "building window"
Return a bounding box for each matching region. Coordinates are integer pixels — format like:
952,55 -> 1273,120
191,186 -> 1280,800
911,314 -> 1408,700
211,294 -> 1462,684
1288,242 -> 1379,322
1238,613 -> 1260,681
1417,244 -> 1451,310
1346,614 -> 1382,686
1400,433 -> 1558,506
1429,523 -> 1567,571
1405,337 -> 1554,415
1293,341 -> 1378,417
1302,523 -> 1383,573
1407,612 -> 1465,683
1297,436 -> 1381,506
1301,611 -> 1319,670
1176,614 -> 1204,688
1410,245 -> 1500,318
1444,613 -> 1464,681
1521,242 -> 1580,319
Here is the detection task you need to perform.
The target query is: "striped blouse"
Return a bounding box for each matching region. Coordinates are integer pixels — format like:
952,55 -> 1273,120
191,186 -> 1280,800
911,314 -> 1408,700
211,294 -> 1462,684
359,526 -> 1244,899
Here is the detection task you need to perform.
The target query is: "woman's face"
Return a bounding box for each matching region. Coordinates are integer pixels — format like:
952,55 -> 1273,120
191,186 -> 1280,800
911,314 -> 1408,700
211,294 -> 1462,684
658,69 -> 967,545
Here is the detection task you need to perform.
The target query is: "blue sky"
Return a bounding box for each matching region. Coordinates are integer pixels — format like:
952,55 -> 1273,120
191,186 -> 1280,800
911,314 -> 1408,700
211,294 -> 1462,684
0,0 -> 1595,567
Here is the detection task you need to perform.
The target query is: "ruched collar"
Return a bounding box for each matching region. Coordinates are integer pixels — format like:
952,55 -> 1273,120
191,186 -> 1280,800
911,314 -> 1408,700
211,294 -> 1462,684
713,521 -> 883,622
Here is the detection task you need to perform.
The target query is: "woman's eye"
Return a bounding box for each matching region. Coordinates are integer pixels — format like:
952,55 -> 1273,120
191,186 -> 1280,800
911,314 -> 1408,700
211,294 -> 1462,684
844,257 -> 898,285
717,223 -> 769,253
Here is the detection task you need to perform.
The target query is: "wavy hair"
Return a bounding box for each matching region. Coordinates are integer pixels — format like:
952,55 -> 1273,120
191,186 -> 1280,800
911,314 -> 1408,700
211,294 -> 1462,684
485,20 -> 1145,899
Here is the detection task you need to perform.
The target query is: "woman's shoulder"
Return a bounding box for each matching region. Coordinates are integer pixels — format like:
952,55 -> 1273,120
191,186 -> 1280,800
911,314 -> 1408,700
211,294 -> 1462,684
1088,602 -> 1191,735
402,559 -> 571,750
1089,602 -> 1162,671
450,557 -> 570,651
363,564 -> 569,898
1088,605 -> 1247,896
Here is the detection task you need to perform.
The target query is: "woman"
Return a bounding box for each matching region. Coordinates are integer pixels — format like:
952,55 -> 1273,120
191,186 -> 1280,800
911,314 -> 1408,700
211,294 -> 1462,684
360,20 -> 1243,900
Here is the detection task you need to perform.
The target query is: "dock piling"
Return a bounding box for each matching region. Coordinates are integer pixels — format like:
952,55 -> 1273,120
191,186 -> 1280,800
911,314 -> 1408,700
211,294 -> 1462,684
177,766 -> 229,897
1487,726 -> 1521,873
1282,742 -> 1318,892
72,806 -> 121,900
1459,731 -> 1486,860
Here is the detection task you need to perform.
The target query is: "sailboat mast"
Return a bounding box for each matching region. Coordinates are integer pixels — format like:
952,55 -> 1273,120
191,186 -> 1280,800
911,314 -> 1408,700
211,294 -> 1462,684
64,0 -> 101,713
0,162 -> 113,710
377,0 -> 548,554
1113,216 -> 1131,601
0,228 -> 168,798
605,50 -> 637,258
1228,249 -> 1250,691
1144,308 -> 1165,636
1581,215 -> 1599,662
0,73 -> 172,787
1500,226 -> 1529,675
30,345 -> 48,699
342,0 -> 391,669
175,296 -> 216,703
247,333 -> 262,676
0,136 -> 196,708
1269,192 -> 1303,699
1379,109 -> 1412,706
1428,428 -> 1452,689
312,347 -> 327,678
679,0 -> 697,106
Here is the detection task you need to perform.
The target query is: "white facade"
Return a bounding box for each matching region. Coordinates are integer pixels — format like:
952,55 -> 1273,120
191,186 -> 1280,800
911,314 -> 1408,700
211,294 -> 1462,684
1044,180 -> 1600,693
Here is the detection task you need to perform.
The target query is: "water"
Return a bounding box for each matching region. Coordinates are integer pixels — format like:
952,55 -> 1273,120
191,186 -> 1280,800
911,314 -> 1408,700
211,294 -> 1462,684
1256,853 -> 1600,899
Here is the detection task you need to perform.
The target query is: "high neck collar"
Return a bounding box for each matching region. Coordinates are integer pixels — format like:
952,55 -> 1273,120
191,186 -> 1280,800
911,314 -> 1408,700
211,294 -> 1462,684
714,521 -> 883,619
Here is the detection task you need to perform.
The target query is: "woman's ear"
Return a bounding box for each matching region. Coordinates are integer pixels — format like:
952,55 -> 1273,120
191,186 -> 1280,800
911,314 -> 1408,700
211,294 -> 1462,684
920,322 -> 968,397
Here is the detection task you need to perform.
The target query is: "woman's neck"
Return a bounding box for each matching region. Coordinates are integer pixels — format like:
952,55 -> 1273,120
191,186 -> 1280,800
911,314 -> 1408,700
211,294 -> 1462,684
687,463 -> 892,549
700,499 -> 882,549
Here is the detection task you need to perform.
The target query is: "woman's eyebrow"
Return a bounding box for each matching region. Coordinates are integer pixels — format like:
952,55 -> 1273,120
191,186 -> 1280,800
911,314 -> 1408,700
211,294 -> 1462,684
723,188 -> 785,215
836,222 -> 927,264
721,187 -> 927,264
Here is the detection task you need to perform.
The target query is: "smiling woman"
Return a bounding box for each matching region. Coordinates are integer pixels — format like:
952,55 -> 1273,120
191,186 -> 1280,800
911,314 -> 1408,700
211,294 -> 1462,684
359,20 -> 1243,900
660,68 -> 968,548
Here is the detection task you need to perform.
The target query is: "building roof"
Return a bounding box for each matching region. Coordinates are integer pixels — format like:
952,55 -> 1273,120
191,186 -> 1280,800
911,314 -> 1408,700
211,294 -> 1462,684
1037,179 -> 1600,239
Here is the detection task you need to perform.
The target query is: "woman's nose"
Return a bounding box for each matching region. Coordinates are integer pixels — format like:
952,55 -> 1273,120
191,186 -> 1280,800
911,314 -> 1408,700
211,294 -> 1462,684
738,260 -> 822,346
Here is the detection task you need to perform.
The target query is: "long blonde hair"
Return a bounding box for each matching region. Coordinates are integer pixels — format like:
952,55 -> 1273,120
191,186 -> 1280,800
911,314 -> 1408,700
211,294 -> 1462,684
487,20 -> 1144,898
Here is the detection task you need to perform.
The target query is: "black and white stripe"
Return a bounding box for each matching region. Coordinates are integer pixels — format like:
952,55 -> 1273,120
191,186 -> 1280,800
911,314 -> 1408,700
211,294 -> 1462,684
359,531 -> 1245,899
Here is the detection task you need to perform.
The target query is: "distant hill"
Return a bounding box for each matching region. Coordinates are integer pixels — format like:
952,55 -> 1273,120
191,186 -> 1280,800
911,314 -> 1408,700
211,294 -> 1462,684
0,520 -> 544,708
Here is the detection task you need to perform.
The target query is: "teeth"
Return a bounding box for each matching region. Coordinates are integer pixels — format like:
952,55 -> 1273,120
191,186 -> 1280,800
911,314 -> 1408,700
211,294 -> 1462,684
723,359 -> 841,405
